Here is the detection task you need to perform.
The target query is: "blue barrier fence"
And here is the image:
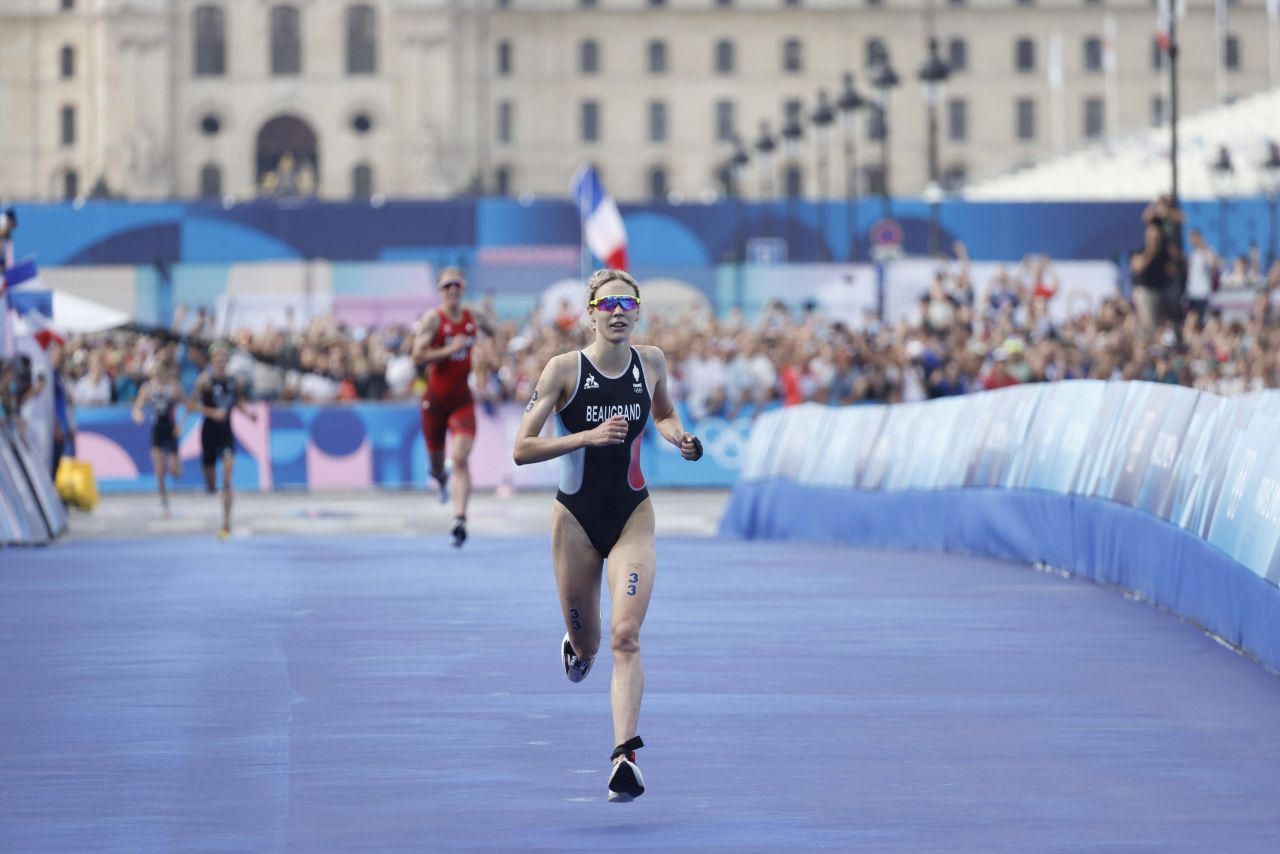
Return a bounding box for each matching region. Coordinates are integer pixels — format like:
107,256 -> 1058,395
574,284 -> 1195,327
0,424 -> 68,547
72,400 -> 753,494
722,382 -> 1280,672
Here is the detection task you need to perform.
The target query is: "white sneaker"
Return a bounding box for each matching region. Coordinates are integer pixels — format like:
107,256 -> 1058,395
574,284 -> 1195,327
561,633 -> 594,683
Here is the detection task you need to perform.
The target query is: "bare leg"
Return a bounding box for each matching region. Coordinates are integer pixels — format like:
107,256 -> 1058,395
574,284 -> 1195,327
450,434 -> 473,521
151,448 -> 168,512
428,448 -> 448,486
551,503 -> 604,662
221,452 -> 234,532
202,464 -> 216,494
603,500 -> 656,747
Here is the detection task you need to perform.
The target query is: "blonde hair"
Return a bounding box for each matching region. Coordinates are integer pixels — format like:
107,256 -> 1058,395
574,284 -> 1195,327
437,266 -> 466,287
586,269 -> 639,303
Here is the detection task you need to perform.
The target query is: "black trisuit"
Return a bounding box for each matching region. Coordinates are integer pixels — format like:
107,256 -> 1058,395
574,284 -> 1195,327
149,384 -> 179,454
200,374 -> 239,468
555,348 -> 652,558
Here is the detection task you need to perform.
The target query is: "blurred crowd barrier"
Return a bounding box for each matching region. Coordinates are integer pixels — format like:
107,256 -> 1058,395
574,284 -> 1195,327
723,381 -> 1280,672
71,400 -> 749,494
0,422 -> 68,546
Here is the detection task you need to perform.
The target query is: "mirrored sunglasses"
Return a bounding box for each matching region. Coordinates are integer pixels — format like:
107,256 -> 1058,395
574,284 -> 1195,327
589,295 -> 641,312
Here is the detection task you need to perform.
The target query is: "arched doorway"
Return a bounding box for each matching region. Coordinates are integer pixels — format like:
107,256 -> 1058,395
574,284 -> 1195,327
256,114 -> 318,196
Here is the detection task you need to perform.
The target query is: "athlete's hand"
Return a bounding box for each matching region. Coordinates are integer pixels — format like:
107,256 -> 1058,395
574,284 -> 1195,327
131,409 -> 144,425
584,416 -> 628,447
679,433 -> 703,462
445,335 -> 469,355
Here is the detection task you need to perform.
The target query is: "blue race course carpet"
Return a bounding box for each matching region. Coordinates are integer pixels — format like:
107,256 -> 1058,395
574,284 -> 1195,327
3,535 -> 1279,852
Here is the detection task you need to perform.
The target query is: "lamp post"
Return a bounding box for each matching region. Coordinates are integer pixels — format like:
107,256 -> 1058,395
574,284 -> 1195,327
781,111 -> 804,260
755,120 -> 776,240
1262,141 -> 1280,267
1210,145 -> 1234,256
869,52 -> 900,220
811,89 -> 835,261
837,72 -> 866,261
918,36 -> 951,257
731,136 -> 751,261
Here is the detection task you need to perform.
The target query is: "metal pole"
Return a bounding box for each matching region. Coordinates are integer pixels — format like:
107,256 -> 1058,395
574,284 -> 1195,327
880,106 -> 891,219
1169,0 -> 1181,211
817,143 -> 828,261
927,97 -> 940,256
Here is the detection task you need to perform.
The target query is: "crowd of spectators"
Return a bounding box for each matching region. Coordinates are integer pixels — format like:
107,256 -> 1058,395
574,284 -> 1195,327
34,211 -> 1280,424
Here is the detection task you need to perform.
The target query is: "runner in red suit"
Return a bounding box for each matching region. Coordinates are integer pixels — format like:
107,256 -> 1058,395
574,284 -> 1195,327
412,267 -> 495,547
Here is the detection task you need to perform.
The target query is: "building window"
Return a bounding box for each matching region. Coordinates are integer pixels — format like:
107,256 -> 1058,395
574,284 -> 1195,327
1151,37 -> 1164,71
1226,35 -> 1240,71
942,163 -> 967,192
200,164 -> 222,199
352,163 -> 373,198
649,0 -> 667,6
1083,36 -> 1102,73
715,100 -> 735,143
497,40 -> 512,76
782,39 -> 803,74
948,0 -> 966,5
494,166 -> 511,196
60,105 -> 75,146
60,0 -> 74,10
863,165 -> 885,196
194,5 -> 226,77
1151,95 -> 1165,127
346,4 -> 376,75
784,165 -> 804,198
1016,98 -> 1036,140
200,114 -> 221,136
581,101 -> 600,142
866,37 -> 887,69
62,169 -> 79,200
351,113 -> 373,134
648,39 -> 667,74
59,45 -> 75,79
783,0 -> 801,6
867,106 -> 885,142
947,98 -> 968,142
271,5 -> 302,76
716,0 -> 734,7
497,101 -> 513,144
648,166 -> 668,201
580,0 -> 597,6
648,100 -> 667,143
580,39 -> 600,75
715,39 -> 735,74
1015,38 -> 1036,73
1084,97 -> 1104,139
947,38 -> 967,73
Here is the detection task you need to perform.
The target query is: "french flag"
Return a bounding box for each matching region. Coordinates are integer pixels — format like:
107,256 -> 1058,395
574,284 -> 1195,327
570,164 -> 628,271
0,257 -> 41,295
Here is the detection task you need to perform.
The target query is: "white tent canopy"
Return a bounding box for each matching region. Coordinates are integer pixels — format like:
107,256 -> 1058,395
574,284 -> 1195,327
50,290 -> 131,333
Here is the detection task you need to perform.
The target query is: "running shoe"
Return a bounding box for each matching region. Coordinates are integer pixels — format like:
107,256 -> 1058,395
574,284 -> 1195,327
217,527 -> 230,541
450,516 -> 467,548
607,738 -> 646,803
561,633 -> 594,683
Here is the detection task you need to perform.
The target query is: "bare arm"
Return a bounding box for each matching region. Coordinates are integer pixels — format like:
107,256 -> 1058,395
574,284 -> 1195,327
641,346 -> 702,461
188,375 -> 222,421
131,381 -> 151,424
513,355 -> 627,466
412,312 -> 463,366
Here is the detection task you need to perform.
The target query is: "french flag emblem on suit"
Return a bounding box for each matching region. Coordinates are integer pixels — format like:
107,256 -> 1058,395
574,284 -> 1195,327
570,164 -> 629,271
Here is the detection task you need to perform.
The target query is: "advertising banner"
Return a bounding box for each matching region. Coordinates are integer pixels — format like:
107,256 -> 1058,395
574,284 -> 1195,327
1007,380 -> 1107,493
1206,411 -> 1280,579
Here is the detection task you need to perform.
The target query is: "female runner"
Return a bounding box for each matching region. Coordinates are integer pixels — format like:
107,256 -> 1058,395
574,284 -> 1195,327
513,269 -> 702,802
